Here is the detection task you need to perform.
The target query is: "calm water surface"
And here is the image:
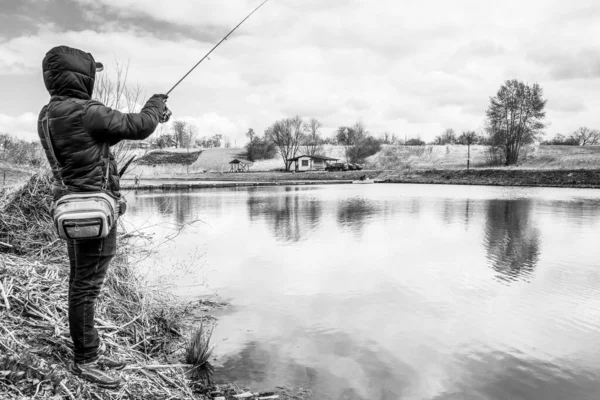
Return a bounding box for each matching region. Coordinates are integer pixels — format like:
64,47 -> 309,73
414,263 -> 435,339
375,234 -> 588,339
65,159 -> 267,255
123,184 -> 600,400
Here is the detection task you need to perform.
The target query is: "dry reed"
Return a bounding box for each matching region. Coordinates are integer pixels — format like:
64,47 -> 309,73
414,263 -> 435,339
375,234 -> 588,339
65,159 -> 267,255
0,172 -> 207,399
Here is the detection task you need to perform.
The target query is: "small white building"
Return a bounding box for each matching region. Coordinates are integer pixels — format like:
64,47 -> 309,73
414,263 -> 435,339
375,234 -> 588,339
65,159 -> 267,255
290,155 -> 338,172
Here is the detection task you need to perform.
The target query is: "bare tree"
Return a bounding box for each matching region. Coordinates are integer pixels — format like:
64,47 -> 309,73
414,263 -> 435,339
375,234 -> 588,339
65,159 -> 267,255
336,120 -> 367,162
186,125 -> 198,149
442,128 -> 456,144
457,131 -> 482,145
486,79 -> 547,165
433,128 -> 457,145
265,116 -> 303,171
571,127 -> 600,146
171,121 -> 188,148
93,60 -> 148,172
246,128 -> 256,142
301,118 -> 323,156
380,132 -> 399,144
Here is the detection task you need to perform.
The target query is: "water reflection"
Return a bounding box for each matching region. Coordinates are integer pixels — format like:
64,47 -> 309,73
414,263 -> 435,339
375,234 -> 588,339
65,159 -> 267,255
483,199 -> 540,282
433,349 -> 600,400
124,184 -> 600,400
336,197 -> 378,233
247,187 -> 322,242
219,331 -> 416,400
128,190 -> 192,225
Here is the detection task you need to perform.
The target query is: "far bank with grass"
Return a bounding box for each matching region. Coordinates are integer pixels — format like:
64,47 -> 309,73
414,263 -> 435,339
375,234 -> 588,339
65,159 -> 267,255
378,168 -> 600,189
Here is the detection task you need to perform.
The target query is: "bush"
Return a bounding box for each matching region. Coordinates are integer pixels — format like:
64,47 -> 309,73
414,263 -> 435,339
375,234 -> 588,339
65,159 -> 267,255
540,134 -> 579,146
346,136 -> 382,163
245,137 -> 277,161
405,138 -> 426,146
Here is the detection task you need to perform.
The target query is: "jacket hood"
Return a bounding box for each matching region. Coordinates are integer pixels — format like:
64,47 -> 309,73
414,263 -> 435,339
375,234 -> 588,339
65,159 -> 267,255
42,46 -> 98,99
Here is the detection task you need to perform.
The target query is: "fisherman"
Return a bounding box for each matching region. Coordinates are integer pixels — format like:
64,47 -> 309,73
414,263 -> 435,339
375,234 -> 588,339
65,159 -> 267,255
38,45 -> 170,388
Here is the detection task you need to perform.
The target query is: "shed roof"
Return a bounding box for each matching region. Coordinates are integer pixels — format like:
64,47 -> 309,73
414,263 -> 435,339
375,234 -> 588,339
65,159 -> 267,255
289,154 -> 338,162
229,158 -> 252,164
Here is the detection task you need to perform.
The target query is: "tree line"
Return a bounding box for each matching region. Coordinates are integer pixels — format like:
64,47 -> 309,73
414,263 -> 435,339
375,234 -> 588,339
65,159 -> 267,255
541,127 -> 600,146
0,133 -> 45,167
150,120 -> 232,149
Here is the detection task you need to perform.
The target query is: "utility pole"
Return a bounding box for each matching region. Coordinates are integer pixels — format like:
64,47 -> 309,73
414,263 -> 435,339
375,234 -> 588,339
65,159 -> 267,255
467,135 -> 472,171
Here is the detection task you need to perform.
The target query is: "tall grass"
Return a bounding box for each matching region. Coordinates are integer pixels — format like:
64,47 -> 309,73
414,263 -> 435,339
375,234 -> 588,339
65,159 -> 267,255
185,320 -> 215,386
0,171 -> 211,399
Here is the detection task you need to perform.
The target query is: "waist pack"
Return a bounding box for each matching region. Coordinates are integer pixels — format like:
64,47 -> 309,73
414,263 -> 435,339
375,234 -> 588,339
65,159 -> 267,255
53,192 -> 118,240
42,111 -> 120,240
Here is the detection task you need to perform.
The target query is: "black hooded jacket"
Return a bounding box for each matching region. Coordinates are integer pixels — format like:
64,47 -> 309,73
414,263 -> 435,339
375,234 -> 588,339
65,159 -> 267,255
38,46 -> 166,199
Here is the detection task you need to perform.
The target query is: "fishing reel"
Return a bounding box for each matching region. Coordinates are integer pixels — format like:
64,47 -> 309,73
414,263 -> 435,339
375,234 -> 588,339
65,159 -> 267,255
160,99 -> 172,123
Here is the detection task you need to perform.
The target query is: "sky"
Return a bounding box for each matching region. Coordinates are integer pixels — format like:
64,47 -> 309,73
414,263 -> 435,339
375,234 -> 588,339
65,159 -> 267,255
1,0 -> 600,145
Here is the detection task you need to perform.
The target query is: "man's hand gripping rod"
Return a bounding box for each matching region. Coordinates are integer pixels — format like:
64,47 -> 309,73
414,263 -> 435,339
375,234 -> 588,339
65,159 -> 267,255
160,0 -> 270,123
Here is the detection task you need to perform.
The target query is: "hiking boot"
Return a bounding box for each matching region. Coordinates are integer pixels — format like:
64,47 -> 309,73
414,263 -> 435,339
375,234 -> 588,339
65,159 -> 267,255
97,355 -> 127,371
69,359 -> 121,389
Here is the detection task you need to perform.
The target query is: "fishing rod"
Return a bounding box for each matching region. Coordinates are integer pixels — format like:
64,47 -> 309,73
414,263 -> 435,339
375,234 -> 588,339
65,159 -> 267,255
166,0 -> 270,96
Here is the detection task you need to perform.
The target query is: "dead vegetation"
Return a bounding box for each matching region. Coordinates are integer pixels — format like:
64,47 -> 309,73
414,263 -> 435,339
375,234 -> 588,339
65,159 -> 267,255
0,172 -> 212,399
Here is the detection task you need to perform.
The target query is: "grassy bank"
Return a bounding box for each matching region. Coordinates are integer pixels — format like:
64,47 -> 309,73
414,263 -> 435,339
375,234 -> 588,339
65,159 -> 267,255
0,173 -> 311,399
380,168 -> 600,188
0,173 -> 212,399
122,170 -> 381,184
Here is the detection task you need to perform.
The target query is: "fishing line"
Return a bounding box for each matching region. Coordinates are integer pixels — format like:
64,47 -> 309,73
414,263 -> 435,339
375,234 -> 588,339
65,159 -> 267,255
166,0 -> 270,96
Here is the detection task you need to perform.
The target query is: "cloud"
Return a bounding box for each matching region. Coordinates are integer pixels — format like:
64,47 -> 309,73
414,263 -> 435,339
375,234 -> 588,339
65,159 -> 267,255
0,113 -> 39,141
528,47 -> 600,81
2,0 -> 600,143
455,40 -> 506,58
546,97 -> 586,113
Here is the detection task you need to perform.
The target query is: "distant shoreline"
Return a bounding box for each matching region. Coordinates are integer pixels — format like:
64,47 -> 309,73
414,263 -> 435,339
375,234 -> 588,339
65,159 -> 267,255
379,168 -> 600,189
4,167 -> 600,192
119,168 -> 600,190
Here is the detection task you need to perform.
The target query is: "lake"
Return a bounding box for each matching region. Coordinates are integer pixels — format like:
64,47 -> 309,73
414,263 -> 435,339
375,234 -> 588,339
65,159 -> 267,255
123,183 -> 600,400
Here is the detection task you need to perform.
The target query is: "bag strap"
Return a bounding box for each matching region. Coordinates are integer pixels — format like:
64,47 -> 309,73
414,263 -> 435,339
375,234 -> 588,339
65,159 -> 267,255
41,111 -> 68,191
102,141 -> 110,191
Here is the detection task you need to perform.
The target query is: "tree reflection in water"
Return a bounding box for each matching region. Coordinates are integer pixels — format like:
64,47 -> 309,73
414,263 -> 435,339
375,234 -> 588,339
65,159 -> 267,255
336,197 -> 378,234
483,199 -> 540,282
247,187 -> 322,242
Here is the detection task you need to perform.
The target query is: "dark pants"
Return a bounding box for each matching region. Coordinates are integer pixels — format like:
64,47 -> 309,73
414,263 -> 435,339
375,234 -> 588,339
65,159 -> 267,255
66,226 -> 117,363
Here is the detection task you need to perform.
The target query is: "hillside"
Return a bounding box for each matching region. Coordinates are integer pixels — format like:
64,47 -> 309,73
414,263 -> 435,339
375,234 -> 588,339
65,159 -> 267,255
370,144 -> 600,170
135,149 -> 202,165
